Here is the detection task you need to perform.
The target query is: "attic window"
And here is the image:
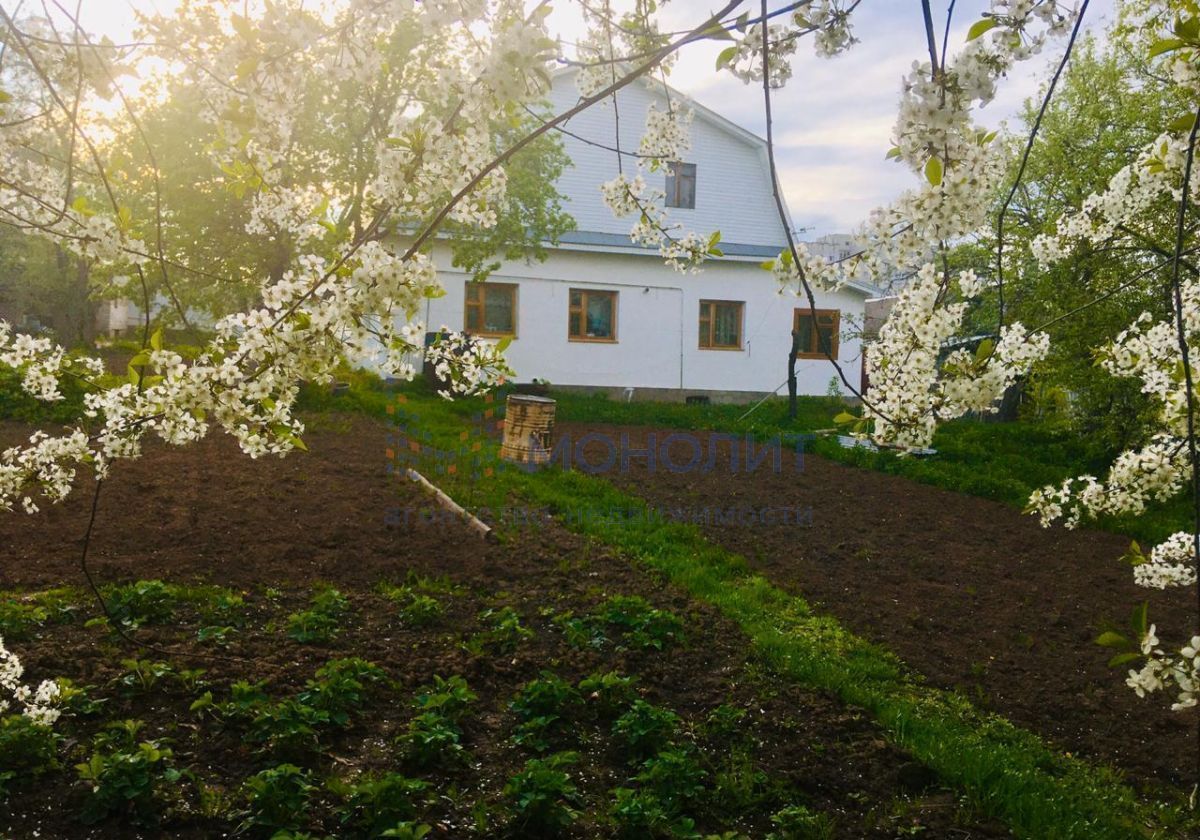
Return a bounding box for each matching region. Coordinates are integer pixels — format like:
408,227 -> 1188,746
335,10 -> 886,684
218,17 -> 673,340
665,162 -> 696,209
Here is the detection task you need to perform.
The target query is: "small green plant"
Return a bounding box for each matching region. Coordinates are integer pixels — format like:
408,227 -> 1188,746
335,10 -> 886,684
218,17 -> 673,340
598,595 -> 684,650
401,712 -> 465,767
578,671 -> 638,716
196,624 -> 236,646
286,587 -> 350,643
0,588 -> 77,639
116,658 -> 175,695
246,699 -> 331,758
703,703 -> 746,738
412,674 -> 476,722
609,787 -> 692,838
0,714 -> 58,796
504,752 -> 581,834
240,763 -> 314,834
766,804 -> 836,840
467,606 -> 533,654
378,582 -> 444,626
103,580 -> 178,628
634,746 -> 707,811
298,657 -> 387,725
56,679 -> 107,717
613,700 -> 680,761
552,610 -> 607,649
510,672 -> 581,752
330,772 -> 429,836
75,722 -> 181,826
381,823 -> 433,839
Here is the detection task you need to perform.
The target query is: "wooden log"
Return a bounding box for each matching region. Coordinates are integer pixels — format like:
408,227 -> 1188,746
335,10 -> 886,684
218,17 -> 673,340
405,468 -> 492,539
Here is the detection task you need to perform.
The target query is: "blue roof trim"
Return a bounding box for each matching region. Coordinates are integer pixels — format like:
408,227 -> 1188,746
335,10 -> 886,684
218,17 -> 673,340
555,230 -> 781,258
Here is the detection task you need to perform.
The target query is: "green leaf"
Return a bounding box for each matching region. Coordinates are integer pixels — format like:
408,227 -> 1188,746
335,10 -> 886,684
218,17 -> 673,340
1107,652 -> 1141,669
759,260 -> 776,271
708,246 -> 724,257
1168,112 -> 1197,133
833,412 -> 857,425
702,21 -> 734,41
966,18 -> 998,41
924,156 -> 943,187
1131,602 -> 1149,638
150,327 -> 163,352
974,338 -> 994,363
1095,631 -> 1128,649
716,45 -> 738,70
885,146 -> 902,160
495,336 -> 513,354
0,89 -> 11,104
1149,37 -> 1186,58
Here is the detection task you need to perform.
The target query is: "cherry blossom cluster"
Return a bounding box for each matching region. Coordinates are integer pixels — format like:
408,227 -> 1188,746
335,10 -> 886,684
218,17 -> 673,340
0,637 -> 61,727
1126,627 -> 1200,712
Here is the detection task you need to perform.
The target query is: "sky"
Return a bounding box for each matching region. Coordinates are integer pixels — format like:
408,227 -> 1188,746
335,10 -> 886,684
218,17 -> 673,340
77,0 -> 1117,238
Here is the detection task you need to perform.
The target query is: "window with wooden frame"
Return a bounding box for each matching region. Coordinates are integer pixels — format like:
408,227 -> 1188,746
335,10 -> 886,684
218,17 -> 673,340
568,288 -> 618,342
665,162 -> 697,209
464,281 -> 517,337
792,308 -> 840,359
698,300 -> 744,350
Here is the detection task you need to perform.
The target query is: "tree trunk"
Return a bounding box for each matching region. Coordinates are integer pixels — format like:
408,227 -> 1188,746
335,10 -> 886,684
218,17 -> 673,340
787,328 -> 799,419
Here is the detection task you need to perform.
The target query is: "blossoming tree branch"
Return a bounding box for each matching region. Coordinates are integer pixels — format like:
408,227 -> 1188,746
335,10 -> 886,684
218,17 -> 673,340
0,0 -> 1198,720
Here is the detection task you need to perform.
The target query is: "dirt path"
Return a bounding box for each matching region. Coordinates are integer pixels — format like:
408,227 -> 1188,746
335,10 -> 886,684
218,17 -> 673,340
560,422 -> 1198,792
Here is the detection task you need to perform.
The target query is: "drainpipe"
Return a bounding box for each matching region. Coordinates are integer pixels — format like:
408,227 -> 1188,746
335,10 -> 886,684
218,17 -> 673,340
678,288 -> 684,389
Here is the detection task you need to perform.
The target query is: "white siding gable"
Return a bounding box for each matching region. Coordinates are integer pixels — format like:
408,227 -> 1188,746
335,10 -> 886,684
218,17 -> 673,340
545,69 -> 789,252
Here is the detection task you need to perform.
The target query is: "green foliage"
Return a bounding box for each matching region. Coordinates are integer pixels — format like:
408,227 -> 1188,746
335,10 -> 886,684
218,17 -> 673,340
245,698 -> 332,758
75,722 -> 181,826
609,787 -> 695,838
380,822 -> 433,839
401,712 -> 465,768
116,659 -> 175,695
286,587 -> 350,644
412,674 -> 476,723
0,714 -> 58,795
613,701 -> 680,762
703,704 -> 746,738
377,582 -> 444,626
329,771 -> 429,837
0,587 -> 77,640
633,746 -> 707,811
597,595 -> 685,650
240,764 -> 314,834
578,671 -> 639,717
766,804 -> 836,840
103,580 -> 177,628
467,606 -> 533,654
0,356 -> 87,423
503,751 -> 581,834
509,672 -> 581,753
298,657 -> 387,724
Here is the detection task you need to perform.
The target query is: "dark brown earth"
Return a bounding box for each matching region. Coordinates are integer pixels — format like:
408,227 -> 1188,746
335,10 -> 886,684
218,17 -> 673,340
0,416 -> 1006,838
560,422 -> 1198,794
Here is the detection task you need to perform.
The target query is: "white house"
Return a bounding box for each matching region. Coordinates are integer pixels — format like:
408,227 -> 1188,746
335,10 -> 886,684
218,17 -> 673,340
417,68 -> 877,400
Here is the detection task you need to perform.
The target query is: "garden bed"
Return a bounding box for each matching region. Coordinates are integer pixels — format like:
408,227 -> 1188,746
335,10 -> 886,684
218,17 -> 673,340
561,422 -> 1197,794
0,417 -> 1006,838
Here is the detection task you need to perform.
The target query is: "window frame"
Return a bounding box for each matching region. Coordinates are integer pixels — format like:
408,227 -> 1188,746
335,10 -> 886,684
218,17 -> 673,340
698,299 -> 745,351
792,308 -> 840,359
567,288 -> 619,343
665,162 -> 697,209
464,281 -> 518,338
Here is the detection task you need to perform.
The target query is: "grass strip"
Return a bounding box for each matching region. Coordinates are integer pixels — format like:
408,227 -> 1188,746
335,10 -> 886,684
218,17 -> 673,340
305,381 -> 1196,839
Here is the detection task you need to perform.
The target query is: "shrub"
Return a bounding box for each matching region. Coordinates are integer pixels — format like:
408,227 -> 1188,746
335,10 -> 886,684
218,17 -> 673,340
75,722 -> 181,826
286,587 -> 350,644
504,752 -> 580,834
613,700 -> 680,761
240,764 -> 314,834
330,771 -> 429,836
510,672 -> 581,752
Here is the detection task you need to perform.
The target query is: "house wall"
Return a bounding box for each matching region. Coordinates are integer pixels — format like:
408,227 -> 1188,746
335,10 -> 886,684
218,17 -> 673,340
422,243 -> 863,397
545,70 -> 789,250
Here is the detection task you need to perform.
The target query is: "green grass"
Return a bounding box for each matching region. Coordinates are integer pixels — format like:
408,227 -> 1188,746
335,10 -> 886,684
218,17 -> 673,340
303,378 -> 1197,839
